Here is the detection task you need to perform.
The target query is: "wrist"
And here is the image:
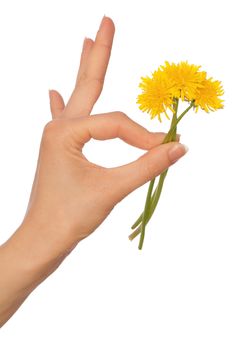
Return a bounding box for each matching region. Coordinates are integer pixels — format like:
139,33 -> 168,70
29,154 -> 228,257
1,220 -> 78,293
0,221 -> 78,326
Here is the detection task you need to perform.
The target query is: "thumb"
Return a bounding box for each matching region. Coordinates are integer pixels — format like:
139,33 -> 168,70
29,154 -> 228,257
49,89 -> 65,119
109,142 -> 188,201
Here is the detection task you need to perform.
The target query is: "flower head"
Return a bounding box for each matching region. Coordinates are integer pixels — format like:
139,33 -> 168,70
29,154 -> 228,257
160,61 -> 206,101
137,69 -> 174,122
137,61 -> 224,121
194,77 -> 224,112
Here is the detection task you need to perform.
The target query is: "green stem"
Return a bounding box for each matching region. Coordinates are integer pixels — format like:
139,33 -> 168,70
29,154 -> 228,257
170,98 -> 179,134
135,101 -> 179,241
131,179 -> 156,230
139,169 -> 168,249
130,169 -> 168,240
129,186 -> 158,239
138,99 -> 179,250
135,101 -> 195,249
130,101 -> 194,235
163,100 -> 194,143
137,179 -> 156,250
131,100 -> 179,231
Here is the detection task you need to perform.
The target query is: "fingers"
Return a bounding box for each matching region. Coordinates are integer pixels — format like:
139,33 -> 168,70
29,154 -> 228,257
108,142 -> 188,201
49,90 -> 65,119
49,38 -> 93,119
64,16 -> 115,118
70,111 -> 169,150
76,38 -> 94,84
81,16 -> 115,86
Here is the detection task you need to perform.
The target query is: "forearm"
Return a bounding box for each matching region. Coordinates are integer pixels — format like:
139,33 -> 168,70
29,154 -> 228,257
0,221 -> 75,327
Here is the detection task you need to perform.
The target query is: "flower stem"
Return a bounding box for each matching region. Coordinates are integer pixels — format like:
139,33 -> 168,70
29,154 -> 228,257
129,186 -> 158,239
138,178 -> 156,250
137,103 -> 178,250
137,99 -> 179,250
130,101 -> 181,232
130,101 -> 195,233
131,179 -> 156,230
129,169 -> 168,240
131,100 -> 194,249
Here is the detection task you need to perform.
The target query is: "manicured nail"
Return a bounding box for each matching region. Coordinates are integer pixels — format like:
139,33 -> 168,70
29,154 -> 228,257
168,143 -> 189,164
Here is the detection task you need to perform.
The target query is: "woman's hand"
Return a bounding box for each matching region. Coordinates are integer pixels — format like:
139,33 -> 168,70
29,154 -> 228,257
0,16 -> 187,326
23,16 -> 186,256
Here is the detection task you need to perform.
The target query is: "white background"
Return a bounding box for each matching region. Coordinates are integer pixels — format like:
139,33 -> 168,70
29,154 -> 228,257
0,0 -> 231,348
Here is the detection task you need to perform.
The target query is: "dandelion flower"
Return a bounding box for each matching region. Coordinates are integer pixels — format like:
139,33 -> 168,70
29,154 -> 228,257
160,61 -> 206,101
130,61 -> 224,250
137,69 -> 174,122
194,77 -> 224,112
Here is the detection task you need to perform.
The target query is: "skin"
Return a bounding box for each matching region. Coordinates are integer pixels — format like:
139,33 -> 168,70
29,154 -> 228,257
0,16 -> 187,327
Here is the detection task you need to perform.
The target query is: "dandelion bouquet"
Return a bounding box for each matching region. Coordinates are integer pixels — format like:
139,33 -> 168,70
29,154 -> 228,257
129,61 -> 224,250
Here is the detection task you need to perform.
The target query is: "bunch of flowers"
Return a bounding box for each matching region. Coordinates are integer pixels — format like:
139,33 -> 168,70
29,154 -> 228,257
129,61 -> 224,250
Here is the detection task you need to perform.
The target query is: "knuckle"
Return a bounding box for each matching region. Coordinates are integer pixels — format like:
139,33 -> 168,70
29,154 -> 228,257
112,111 -> 128,120
91,77 -> 105,86
78,72 -> 104,87
43,120 -> 59,136
98,41 -> 111,51
43,120 -> 56,136
42,120 -> 67,145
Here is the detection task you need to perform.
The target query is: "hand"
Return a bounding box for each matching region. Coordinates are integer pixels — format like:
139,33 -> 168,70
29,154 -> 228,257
0,16 -> 187,327
22,16 -> 187,257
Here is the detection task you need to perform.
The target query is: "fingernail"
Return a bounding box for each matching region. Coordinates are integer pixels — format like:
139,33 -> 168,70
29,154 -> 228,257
99,15 -> 106,29
168,143 -> 189,164
48,90 -> 52,99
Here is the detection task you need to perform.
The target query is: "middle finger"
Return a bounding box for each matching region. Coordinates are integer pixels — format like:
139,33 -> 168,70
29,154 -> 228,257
64,16 -> 115,118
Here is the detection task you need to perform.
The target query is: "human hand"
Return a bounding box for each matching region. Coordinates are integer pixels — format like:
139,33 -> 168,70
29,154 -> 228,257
0,17 -> 188,326
21,16 -> 187,259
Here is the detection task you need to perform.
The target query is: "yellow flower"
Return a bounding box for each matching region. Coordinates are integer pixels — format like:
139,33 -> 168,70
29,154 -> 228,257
160,61 -> 206,101
137,69 -> 174,122
137,61 -> 224,122
194,77 -> 224,112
